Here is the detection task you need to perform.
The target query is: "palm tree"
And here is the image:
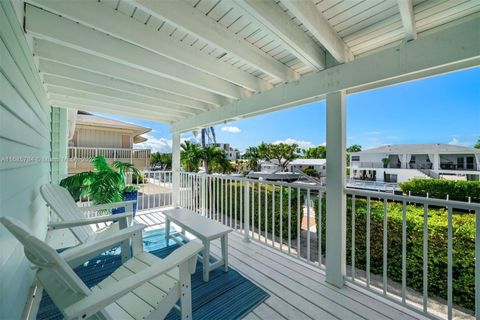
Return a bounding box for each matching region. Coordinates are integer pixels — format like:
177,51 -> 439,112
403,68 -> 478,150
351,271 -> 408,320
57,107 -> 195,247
60,156 -> 138,204
201,145 -> 230,174
180,141 -> 202,172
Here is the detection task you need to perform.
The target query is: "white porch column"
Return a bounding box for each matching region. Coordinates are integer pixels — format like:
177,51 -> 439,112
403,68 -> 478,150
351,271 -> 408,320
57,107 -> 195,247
325,90 -> 347,288
433,154 -> 440,171
172,132 -> 181,207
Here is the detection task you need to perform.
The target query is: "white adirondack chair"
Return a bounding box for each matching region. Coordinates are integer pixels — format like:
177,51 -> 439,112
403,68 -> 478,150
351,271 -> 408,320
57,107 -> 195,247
1,216 -> 203,320
41,184 -> 141,262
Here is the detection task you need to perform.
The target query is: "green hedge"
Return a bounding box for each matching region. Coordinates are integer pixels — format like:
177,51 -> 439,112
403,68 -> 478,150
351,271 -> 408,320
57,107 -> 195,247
314,197 -> 475,311
399,178 -> 480,202
209,181 -> 304,239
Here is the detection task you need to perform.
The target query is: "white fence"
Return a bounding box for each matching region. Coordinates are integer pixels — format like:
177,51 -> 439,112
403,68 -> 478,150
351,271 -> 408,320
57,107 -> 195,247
178,172 -> 479,320
136,170 -> 173,212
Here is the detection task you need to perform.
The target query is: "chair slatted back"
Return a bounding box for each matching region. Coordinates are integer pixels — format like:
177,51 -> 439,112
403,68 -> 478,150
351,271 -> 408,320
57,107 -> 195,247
0,217 -> 93,313
41,184 -> 92,243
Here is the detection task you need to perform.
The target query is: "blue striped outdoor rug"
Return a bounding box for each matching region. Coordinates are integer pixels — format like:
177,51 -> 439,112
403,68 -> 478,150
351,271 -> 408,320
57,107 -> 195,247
37,229 -> 269,320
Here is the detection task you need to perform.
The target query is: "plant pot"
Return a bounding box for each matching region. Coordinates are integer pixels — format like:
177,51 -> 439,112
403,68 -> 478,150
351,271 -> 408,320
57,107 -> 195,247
112,191 -> 138,217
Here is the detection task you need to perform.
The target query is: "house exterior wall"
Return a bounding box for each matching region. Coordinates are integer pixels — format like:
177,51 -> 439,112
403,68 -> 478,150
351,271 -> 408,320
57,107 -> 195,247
0,2 -> 52,318
73,127 -> 132,148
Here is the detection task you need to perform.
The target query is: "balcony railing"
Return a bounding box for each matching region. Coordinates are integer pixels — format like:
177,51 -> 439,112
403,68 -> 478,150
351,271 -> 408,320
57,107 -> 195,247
68,146 -> 150,160
174,172 -> 479,319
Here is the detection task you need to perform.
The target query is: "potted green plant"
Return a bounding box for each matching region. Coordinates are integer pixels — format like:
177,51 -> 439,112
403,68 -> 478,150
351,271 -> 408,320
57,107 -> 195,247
381,158 -> 390,168
60,156 -> 140,215
118,184 -> 139,216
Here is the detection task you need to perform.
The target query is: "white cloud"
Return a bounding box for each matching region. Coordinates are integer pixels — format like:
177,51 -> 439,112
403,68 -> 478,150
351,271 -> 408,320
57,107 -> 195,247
448,138 -> 472,147
221,126 -> 241,133
135,134 -> 172,153
273,138 -> 316,150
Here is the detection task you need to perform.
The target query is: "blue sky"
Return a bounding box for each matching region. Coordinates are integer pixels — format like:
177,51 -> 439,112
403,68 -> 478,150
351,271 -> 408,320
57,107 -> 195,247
97,67 -> 480,153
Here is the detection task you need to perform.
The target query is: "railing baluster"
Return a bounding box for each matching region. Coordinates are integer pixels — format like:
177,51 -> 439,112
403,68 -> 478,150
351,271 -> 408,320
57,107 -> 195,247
352,195 -> 356,281
272,186 -> 276,248
220,177 -> 224,223
307,189 -> 311,262
447,206 -> 453,320
264,183 -> 268,245
234,178 -> 237,229
288,186 -> 292,255
297,188 -> 300,258
240,179 -> 243,230
383,198 -> 388,295
230,178 -> 233,228
367,196 -> 371,287
280,185 -> 283,252
318,191 -> 322,267
258,182 -> 261,241
423,203 -> 428,313
402,200 -> 407,304
251,181 -> 255,238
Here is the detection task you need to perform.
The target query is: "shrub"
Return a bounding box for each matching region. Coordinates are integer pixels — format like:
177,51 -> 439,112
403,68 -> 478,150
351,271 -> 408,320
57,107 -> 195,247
210,181 -> 304,239
314,197 -> 476,311
132,172 -> 144,184
399,178 -> 480,202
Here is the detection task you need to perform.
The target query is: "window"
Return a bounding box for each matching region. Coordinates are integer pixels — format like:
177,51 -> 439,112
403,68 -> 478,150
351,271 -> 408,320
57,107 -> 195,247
457,157 -> 464,169
466,156 -> 474,169
351,156 -> 360,161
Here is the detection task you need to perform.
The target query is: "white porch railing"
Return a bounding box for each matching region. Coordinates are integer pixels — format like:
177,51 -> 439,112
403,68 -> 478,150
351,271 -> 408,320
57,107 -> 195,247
136,170 -> 173,212
176,171 -> 479,320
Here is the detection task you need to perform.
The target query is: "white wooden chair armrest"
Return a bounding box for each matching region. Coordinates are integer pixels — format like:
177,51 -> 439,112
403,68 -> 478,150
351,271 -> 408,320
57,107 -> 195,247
79,200 -> 136,212
60,224 -> 146,268
48,212 -> 132,230
63,241 -> 204,319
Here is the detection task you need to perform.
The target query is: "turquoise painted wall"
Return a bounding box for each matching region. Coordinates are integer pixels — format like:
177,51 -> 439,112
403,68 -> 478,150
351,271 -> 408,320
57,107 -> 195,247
0,1 -> 52,318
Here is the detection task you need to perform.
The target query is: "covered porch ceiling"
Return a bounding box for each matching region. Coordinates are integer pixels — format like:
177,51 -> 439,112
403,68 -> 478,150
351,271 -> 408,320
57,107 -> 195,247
19,0 -> 480,131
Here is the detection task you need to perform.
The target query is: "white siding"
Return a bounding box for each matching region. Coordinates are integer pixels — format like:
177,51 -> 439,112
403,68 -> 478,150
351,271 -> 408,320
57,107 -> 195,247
0,1 -> 51,318
76,127 -> 131,148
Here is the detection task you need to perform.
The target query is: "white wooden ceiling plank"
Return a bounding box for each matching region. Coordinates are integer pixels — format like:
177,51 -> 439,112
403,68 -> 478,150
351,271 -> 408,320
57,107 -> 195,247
351,29 -> 405,55
415,0 -> 470,21
217,7 -> 243,28
336,2 -> 398,36
33,39 -> 230,106
46,85 -> 196,118
329,0 -> 386,27
38,60 -> 211,110
43,76 -> 200,116
233,0 -> 326,70
344,13 -> 402,46
416,1 -> 480,32
26,1 -> 253,99
131,6 -> 150,24
321,0 -> 362,20
131,0 -> 298,81
49,98 -> 178,124
280,0 -> 353,63
207,0 -> 234,21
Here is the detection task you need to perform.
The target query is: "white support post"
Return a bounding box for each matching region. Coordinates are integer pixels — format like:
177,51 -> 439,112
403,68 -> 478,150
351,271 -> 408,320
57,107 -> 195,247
172,132 -> 181,207
325,90 -> 347,288
243,179 -> 250,242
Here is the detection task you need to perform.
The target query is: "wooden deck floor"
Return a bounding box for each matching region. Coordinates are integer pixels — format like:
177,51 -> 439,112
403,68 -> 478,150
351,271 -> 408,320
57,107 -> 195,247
136,210 -> 425,320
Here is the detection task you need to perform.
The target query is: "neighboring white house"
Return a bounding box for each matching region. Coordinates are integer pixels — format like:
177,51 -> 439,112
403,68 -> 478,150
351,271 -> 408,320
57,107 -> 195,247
210,143 -> 241,161
349,143 -> 480,183
288,159 -> 327,176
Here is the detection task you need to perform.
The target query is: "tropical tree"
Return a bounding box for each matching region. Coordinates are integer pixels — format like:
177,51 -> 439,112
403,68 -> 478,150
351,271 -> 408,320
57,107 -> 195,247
60,156 -> 138,204
475,137 -> 480,149
243,146 -> 261,171
347,144 -> 362,153
180,141 -> 202,172
201,145 -> 230,174
258,142 -> 299,172
150,152 -> 172,169
302,145 -> 326,159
